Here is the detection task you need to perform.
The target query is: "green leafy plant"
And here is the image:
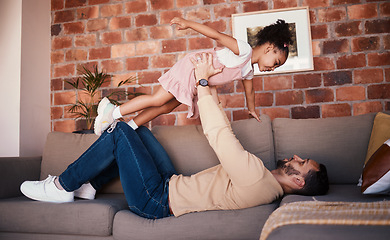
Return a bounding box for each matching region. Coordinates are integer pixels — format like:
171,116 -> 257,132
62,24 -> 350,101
65,65 -> 141,130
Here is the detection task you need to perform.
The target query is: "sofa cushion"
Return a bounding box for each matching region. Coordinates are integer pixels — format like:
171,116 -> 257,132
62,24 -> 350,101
40,132 -> 123,193
0,194 -> 127,236
362,139 -> 390,194
113,202 -> 279,240
272,113 -> 375,184
152,115 -> 275,175
364,112 -> 390,164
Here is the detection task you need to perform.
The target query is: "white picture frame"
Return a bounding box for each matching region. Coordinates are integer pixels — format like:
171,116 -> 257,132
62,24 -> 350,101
232,7 -> 314,75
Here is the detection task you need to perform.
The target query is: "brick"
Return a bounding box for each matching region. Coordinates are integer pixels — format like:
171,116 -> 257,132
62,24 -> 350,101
51,106 -> 63,120
54,10 -> 75,23
312,41 -> 321,56
152,114 -> 176,127
189,37 -> 214,50
177,113 -> 201,125
324,71 -> 352,86
323,39 -> 349,54
89,0 -> 109,5
110,17 -> 131,30
136,41 -> 160,55
380,2 -> 390,17
243,1 -> 268,12
274,0 -> 298,9
53,120 -> 76,133
89,47 -> 111,60
52,37 -> 72,50
311,25 -> 328,39
65,49 -> 88,61
111,43 -> 136,58
303,0 -> 329,8
160,10 -> 183,24
313,57 -> 335,71
111,73 -> 138,87
63,22 -> 84,35
353,101 -> 383,116
77,6 -> 99,19
336,86 -> 365,101
348,3 -> 377,19
51,24 -> 61,36
177,0 -> 200,7
336,54 -> 366,69
137,71 -> 162,84
365,19 -> 390,34
51,51 -> 64,64
51,78 -> 63,91
352,36 -> 380,52
217,83 -> 234,94
64,105 -> 75,119
367,52 -> 390,66
334,21 -> 361,37
354,68 -> 384,84
65,0 -> 86,8
125,28 -> 148,42
101,4 -> 122,17
322,103 -> 351,118
101,60 -> 123,73
255,92 -> 273,107
126,57 -> 149,71
386,68 -> 390,82
232,109 -> 257,121
306,88 -> 334,103
151,54 -> 176,68
386,102 -> 390,111
125,0 -> 147,13
87,19 -> 108,32
333,0 -> 360,5
150,26 -> 173,39
101,31 -> 122,45
75,34 -> 96,47
52,0 -> 64,11
261,107 -> 290,120
162,39 -> 186,53
135,14 -> 158,27
64,77 -> 79,90
186,8 -> 211,21
54,91 -> 76,105
264,75 -> 292,91
292,106 -> 320,119
224,95 -> 246,108
294,73 -> 322,89
204,20 -> 227,33
368,84 -> 390,99
214,5 -> 238,18
318,7 -> 346,22
385,35 -> 390,50
275,90 -> 303,106
151,0 -> 174,10
204,0 -> 224,4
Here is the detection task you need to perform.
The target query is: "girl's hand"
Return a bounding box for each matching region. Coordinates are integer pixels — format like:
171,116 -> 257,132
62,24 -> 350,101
170,17 -> 190,30
249,110 -> 261,122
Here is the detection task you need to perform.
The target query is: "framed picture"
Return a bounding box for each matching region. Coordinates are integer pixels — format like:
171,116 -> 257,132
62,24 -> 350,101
232,7 -> 313,75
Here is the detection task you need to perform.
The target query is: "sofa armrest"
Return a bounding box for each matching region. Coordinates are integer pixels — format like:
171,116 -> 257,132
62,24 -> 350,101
0,157 -> 41,199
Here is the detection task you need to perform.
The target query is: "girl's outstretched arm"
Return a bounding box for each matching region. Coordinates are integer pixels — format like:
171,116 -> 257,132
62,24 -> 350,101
242,79 -> 261,122
171,17 -> 239,55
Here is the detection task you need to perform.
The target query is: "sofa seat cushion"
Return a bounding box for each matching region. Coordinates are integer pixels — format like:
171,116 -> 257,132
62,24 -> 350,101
0,194 -> 127,236
280,185 -> 390,206
113,202 -> 279,240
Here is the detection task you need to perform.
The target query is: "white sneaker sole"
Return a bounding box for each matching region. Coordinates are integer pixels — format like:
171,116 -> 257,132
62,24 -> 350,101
94,97 -> 111,136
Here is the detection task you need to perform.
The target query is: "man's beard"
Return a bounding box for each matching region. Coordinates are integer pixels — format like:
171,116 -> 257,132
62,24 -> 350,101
276,159 -> 300,176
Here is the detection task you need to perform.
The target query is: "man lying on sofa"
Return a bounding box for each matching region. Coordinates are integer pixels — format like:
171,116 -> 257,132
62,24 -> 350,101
20,53 -> 329,219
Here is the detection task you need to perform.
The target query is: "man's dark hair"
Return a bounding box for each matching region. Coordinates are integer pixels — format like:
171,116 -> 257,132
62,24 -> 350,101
294,164 -> 329,196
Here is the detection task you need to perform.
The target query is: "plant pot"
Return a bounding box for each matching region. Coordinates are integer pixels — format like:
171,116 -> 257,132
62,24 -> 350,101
72,129 -> 94,134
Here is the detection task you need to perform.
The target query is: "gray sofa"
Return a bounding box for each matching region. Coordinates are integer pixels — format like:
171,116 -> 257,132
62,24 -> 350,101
1,112 -> 389,240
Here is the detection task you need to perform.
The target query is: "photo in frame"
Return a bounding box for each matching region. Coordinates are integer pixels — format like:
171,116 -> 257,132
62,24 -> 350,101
232,7 -> 313,75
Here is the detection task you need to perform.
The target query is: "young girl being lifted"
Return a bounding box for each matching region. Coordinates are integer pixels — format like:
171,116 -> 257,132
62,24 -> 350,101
94,17 -> 293,135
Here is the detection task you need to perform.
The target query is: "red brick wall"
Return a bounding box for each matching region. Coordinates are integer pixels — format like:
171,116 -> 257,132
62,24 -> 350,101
50,0 -> 390,132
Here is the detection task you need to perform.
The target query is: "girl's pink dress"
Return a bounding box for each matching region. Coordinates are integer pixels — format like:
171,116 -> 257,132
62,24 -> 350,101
158,48 -> 252,119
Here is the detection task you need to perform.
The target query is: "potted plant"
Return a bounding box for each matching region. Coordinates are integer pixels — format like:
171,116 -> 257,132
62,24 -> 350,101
65,65 -> 141,133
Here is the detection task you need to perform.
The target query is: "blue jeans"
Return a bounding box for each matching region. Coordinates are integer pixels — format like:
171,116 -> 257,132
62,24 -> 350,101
58,122 -> 177,219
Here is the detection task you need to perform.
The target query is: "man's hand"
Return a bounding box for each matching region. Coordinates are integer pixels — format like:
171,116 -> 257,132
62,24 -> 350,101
190,52 -> 223,81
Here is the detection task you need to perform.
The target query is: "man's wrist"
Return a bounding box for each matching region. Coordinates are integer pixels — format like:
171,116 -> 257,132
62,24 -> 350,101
196,78 -> 209,87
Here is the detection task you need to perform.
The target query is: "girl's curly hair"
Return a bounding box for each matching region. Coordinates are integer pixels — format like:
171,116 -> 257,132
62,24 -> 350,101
255,19 -> 293,57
